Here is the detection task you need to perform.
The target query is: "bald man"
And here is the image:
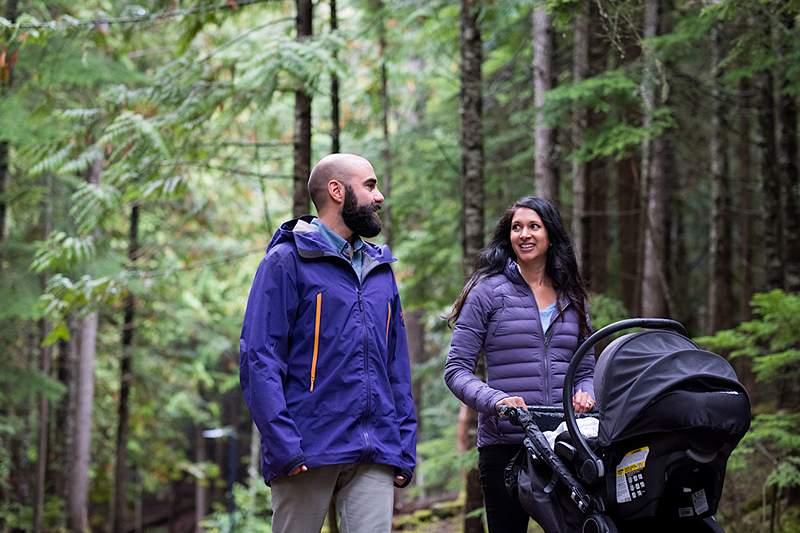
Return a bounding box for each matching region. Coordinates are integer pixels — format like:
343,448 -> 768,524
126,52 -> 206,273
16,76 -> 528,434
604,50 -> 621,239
240,154 -> 417,533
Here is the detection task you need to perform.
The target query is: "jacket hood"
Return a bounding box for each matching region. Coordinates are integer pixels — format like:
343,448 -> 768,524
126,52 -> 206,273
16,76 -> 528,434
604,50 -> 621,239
267,216 -> 396,263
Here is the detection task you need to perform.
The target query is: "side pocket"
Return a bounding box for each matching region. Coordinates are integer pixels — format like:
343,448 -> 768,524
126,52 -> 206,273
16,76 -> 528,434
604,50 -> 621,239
310,292 -> 322,392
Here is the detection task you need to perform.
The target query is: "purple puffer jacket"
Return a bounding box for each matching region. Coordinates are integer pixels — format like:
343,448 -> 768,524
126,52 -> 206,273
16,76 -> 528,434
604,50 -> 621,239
444,259 -> 595,447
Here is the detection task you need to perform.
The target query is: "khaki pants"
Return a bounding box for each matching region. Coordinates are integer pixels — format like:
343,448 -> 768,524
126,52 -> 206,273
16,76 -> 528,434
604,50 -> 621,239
270,463 -> 394,533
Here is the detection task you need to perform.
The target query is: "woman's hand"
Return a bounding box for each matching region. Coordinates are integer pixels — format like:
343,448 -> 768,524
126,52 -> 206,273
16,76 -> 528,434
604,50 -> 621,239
572,390 -> 595,413
496,396 -> 526,415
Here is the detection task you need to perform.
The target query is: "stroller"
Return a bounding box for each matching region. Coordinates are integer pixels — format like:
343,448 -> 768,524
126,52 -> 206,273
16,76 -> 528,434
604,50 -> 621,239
502,318 -> 751,533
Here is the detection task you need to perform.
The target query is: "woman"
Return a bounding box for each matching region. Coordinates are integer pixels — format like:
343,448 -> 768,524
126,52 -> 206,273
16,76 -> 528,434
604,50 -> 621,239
444,196 -> 595,533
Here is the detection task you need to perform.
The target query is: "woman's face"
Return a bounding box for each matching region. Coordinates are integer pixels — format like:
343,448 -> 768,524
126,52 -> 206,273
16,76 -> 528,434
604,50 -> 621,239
510,207 -> 549,266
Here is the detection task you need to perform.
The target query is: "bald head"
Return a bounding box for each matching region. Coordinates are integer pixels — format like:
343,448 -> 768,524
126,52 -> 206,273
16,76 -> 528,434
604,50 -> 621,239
308,154 -> 375,211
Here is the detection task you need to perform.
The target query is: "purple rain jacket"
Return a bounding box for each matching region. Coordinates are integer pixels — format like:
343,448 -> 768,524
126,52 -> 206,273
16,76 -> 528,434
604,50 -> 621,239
239,216 -> 417,485
444,259 -> 595,447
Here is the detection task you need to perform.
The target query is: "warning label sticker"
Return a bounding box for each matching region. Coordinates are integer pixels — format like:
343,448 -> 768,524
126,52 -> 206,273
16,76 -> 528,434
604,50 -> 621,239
616,447 -> 650,503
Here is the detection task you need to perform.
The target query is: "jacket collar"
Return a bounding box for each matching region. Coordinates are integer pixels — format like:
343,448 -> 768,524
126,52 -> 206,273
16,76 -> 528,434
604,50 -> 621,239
269,216 -> 397,266
504,257 -> 570,310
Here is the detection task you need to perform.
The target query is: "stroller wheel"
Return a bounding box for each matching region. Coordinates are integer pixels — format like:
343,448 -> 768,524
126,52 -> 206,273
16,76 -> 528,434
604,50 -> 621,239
582,514 -> 619,533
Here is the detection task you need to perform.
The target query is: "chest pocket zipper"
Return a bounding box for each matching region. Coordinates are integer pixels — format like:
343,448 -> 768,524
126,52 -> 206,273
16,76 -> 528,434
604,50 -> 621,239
310,292 -> 322,392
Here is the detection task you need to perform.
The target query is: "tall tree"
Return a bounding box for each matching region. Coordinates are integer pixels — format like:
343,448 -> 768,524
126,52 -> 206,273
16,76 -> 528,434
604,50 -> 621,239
69,156 -> 103,533
571,0 -> 590,274
33,175 -> 52,533
0,0 -> 19,248
373,0 -> 393,247
778,12 -> 799,291
113,204 -> 140,533
293,0 -> 313,217
330,0 -> 340,154
759,61 -> 783,290
738,78 -> 754,321
708,19 -> 732,332
532,1 -> 557,203
640,0 -> 669,317
459,1 -> 484,532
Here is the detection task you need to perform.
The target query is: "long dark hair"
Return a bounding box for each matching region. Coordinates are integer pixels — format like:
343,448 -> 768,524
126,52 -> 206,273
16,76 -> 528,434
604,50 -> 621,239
448,196 -> 589,338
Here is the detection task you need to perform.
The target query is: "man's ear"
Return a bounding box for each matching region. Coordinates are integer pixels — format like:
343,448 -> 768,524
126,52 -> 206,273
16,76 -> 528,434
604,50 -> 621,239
327,179 -> 345,204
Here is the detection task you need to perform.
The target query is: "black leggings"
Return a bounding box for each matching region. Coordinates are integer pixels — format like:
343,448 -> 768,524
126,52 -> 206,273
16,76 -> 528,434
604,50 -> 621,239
478,444 -> 529,533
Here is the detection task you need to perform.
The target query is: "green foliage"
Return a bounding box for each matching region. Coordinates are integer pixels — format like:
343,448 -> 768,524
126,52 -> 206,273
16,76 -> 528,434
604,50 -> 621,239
698,291 -> 800,521
589,293 -> 628,330
697,290 -> 800,383
202,481 -> 272,533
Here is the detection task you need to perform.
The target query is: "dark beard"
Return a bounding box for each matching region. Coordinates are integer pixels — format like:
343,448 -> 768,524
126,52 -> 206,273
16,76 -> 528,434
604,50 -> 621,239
342,184 -> 382,238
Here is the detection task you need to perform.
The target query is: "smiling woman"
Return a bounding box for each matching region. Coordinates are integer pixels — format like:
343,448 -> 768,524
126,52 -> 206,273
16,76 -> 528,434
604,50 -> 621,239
444,196 -> 595,533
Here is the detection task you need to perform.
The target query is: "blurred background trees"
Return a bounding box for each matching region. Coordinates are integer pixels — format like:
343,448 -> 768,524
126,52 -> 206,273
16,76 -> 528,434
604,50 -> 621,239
0,0 -> 798,531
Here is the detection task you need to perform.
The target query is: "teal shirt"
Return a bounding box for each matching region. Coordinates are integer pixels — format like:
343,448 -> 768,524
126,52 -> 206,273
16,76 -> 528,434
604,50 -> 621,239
311,218 -> 366,281
540,302 -> 557,333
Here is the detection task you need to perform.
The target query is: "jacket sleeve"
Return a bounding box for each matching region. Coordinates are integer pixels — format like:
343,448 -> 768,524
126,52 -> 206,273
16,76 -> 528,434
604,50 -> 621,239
573,306 -> 596,399
387,277 -> 417,487
444,282 -> 509,415
239,251 -> 305,477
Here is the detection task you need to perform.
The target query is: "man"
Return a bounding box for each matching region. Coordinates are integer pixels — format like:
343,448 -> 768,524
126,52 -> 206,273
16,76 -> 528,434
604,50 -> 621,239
240,154 -> 417,533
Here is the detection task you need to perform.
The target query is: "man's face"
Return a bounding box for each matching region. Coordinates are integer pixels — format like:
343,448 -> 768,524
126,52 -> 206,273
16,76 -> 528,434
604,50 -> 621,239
340,166 -> 384,238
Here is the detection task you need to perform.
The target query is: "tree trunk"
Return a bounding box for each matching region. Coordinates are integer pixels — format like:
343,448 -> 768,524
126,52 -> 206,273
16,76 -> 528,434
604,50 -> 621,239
571,0 -> 589,274
759,71 -> 783,290
69,155 -> 102,533
33,175 -> 53,533
330,0 -> 340,154
56,317 -> 77,503
293,0 -> 313,218
532,4 -> 557,203
708,22 -> 733,333
113,204 -> 140,533
70,313 -> 97,533
0,0 -> 18,248
617,156 -> 641,314
640,0 -> 669,317
195,427 -> 206,533
588,161 -> 608,293
375,0 -> 393,248
738,78 -> 754,321
460,2 -> 485,532
778,13 -> 799,291
405,309 -> 426,495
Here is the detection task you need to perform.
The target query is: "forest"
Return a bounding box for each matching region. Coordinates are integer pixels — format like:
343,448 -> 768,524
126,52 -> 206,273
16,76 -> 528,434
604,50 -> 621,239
0,0 -> 799,531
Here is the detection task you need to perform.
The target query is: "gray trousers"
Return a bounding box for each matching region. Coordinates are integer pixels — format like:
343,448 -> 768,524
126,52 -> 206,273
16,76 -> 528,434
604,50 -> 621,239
270,463 -> 394,533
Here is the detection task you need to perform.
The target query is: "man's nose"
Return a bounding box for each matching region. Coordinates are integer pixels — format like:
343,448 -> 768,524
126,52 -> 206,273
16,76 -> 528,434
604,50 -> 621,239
374,189 -> 385,204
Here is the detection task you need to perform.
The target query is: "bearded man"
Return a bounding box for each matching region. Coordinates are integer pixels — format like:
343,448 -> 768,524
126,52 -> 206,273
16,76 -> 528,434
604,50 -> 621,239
239,154 -> 417,533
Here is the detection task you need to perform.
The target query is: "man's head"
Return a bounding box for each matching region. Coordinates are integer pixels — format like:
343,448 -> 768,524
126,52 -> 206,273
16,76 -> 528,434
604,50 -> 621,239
308,154 -> 385,238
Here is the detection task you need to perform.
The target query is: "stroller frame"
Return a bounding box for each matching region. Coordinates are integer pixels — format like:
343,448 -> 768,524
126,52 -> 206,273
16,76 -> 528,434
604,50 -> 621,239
503,318 -> 729,533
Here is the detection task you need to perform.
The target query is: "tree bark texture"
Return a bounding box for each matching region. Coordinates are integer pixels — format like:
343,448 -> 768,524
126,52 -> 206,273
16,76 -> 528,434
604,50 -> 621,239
759,70 -> 783,290
69,154 -> 103,533
617,156 -> 642,315
113,204 -> 140,533
330,0 -> 340,154
640,0 -> 669,317
532,4 -> 557,203
293,0 -> 312,218
708,24 -> 733,333
70,313 -> 97,533
460,2 -> 484,532
571,0 -> 589,274
460,0 -> 484,274
56,317 -> 77,502
779,13 -> 799,291
738,78 -> 754,321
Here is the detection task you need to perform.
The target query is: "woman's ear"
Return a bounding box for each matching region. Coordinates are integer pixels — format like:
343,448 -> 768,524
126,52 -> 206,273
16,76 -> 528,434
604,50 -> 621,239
327,179 -> 344,204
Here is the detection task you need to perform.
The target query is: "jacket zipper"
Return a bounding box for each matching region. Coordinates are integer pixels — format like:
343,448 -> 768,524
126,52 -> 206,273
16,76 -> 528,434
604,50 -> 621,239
309,292 -> 322,392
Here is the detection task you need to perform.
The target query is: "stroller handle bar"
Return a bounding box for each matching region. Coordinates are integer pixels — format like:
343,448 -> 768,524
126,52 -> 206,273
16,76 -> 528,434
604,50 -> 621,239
562,318 -> 688,485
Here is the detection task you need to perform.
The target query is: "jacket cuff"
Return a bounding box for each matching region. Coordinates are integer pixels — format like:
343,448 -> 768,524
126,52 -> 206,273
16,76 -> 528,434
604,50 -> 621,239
394,468 -> 413,488
280,453 -> 307,477
575,379 -> 595,399
485,390 -> 510,414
